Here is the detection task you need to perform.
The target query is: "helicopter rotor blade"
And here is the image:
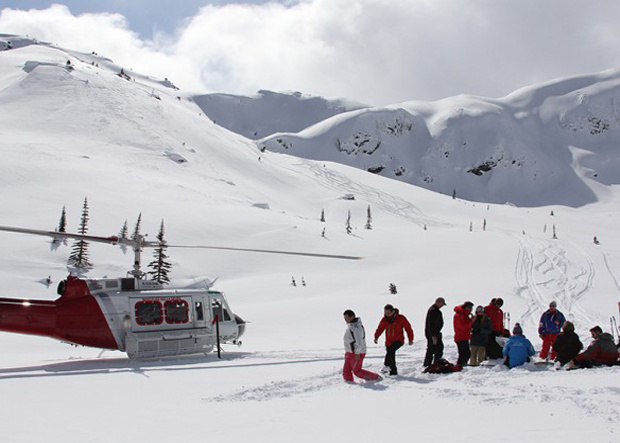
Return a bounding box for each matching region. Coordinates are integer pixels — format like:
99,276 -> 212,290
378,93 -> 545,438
0,225 -> 122,246
167,244 -> 364,260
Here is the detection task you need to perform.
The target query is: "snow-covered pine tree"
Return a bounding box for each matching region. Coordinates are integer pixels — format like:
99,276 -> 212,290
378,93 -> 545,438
147,220 -> 172,284
346,210 -> 352,234
365,205 -> 372,230
68,198 -> 92,270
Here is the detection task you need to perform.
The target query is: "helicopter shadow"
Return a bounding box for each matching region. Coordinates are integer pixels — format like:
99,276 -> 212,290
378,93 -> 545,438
0,351 -> 348,381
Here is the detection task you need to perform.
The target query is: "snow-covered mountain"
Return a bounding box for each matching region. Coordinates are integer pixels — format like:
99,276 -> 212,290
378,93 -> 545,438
1,35 -> 619,443
260,70 -> 620,207
193,89 -> 367,139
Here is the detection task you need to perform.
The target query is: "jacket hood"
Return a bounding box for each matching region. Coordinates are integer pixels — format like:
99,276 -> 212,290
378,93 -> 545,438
454,305 -> 469,314
598,332 -> 614,342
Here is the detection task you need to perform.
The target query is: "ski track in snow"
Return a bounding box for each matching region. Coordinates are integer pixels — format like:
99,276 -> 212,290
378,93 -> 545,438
602,252 -> 620,294
203,349 -> 620,429
514,235 -> 597,329
286,158 -> 453,228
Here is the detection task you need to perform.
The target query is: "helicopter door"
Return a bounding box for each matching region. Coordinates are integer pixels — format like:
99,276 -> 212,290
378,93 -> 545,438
192,295 -> 211,329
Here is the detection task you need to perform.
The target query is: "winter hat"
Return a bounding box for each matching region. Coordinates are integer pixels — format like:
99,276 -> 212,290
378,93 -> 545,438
495,297 -> 504,307
549,301 -> 557,308
475,305 -> 484,314
513,323 -> 523,335
463,301 -> 474,309
590,325 -> 603,334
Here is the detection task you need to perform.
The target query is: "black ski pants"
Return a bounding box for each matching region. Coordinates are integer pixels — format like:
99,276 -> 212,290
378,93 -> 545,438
486,331 -> 503,359
456,340 -> 471,366
384,341 -> 403,375
423,336 -> 444,367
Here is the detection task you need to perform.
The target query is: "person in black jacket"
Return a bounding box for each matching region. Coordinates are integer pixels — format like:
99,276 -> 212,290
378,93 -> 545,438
423,297 -> 446,367
552,321 -> 583,366
470,306 -> 492,366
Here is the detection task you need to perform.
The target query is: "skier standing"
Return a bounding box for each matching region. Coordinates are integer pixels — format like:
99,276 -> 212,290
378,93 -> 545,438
342,310 -> 381,383
374,304 -> 414,376
469,306 -> 492,366
551,321 -> 583,366
503,323 -> 536,368
538,301 -> 566,360
423,297 -> 446,367
453,301 -> 474,366
484,298 -> 505,359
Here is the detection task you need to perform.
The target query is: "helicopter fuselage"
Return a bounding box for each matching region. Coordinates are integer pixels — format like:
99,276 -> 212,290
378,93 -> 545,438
0,275 -> 245,359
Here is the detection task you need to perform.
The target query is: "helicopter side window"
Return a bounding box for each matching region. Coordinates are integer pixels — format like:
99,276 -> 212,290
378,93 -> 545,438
164,300 -> 189,324
195,302 -> 204,322
135,301 -> 163,326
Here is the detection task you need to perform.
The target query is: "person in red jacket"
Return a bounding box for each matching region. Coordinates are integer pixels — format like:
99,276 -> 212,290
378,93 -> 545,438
484,298 -> 505,359
454,301 -> 474,365
571,326 -> 619,368
374,304 -> 414,376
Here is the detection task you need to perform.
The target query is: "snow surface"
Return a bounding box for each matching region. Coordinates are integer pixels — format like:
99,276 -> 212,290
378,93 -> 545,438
0,37 -> 619,443
193,89 -> 367,140
260,69 -> 620,208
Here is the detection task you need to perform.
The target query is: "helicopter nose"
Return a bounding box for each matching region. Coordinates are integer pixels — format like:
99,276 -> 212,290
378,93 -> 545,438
234,314 -> 246,338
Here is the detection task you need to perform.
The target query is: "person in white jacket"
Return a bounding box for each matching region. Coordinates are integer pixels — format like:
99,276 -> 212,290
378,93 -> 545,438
343,309 -> 381,383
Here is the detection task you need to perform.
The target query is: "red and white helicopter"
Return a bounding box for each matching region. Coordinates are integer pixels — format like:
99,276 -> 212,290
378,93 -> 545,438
0,224 -> 360,359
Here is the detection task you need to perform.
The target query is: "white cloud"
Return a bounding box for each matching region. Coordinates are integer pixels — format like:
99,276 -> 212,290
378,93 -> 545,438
2,0 -> 620,105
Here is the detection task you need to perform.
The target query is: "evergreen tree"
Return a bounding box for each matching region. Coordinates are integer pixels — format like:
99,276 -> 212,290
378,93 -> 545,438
119,219 -> 129,254
68,198 -> 92,270
389,283 -> 398,294
320,209 -> 325,222
365,205 -> 372,230
147,220 -> 172,284
552,224 -> 557,239
52,205 -> 67,250
132,213 -> 142,242
119,220 -> 129,239
57,206 -> 67,233
346,210 -> 352,234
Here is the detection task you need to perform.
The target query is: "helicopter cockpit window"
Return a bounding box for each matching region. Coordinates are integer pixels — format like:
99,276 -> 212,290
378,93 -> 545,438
211,299 -> 231,322
164,300 -> 189,324
135,301 -> 163,326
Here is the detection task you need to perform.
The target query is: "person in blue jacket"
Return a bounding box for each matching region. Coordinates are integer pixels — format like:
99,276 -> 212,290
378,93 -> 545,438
538,301 -> 566,360
503,323 -> 536,368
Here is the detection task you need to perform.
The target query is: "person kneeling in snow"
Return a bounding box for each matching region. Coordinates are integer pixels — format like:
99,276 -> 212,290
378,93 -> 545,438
503,323 -> 536,368
343,310 -> 381,383
570,326 -> 619,369
551,321 -> 583,366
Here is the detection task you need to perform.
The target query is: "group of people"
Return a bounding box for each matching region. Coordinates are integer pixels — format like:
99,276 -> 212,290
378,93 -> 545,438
342,299 -> 619,383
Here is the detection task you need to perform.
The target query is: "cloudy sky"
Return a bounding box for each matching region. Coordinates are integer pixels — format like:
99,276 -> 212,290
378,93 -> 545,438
1,0 -> 620,106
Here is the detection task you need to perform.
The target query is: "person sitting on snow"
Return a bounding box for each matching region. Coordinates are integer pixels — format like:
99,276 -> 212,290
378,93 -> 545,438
570,326 -> 619,369
503,323 -> 536,368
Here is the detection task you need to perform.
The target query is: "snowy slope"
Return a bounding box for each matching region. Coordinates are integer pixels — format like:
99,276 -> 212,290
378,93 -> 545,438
193,89 -> 367,139
261,69 -> 620,207
0,37 -> 619,443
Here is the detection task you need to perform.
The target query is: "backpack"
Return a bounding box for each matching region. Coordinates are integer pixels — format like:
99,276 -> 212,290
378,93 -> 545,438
423,359 -> 462,374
